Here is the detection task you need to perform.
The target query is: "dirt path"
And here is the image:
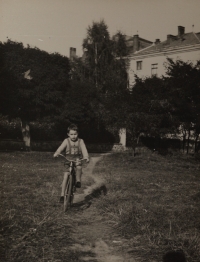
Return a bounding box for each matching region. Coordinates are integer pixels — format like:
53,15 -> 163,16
69,155 -> 136,262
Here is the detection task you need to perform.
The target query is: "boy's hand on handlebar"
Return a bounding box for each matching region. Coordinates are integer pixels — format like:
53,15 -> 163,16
76,159 -> 81,164
86,158 -> 90,163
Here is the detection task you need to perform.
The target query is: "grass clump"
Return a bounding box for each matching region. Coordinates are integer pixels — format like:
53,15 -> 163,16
95,152 -> 200,261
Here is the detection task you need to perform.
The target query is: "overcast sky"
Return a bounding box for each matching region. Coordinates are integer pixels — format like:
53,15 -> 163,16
1,0 -> 200,57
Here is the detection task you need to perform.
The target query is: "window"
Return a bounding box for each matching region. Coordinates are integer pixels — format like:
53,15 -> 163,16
151,63 -> 158,76
136,61 -> 142,70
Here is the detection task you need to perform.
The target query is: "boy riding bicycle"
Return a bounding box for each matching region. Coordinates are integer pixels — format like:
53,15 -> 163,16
53,124 -> 89,203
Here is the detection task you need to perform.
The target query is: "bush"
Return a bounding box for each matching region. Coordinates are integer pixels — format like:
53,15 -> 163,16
0,140 -> 25,151
0,119 -> 22,140
30,122 -> 59,141
0,119 -> 117,143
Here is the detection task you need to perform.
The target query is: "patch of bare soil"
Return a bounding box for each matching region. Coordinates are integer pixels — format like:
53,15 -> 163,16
69,155 -> 136,262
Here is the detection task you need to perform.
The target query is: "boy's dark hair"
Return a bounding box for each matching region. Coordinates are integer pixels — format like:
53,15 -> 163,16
67,124 -> 78,133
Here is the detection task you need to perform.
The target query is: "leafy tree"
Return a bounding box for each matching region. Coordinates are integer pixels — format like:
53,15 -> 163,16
82,20 -> 111,89
82,20 -> 129,90
164,58 -> 200,153
61,79 -> 97,124
81,21 -> 130,140
125,75 -> 179,149
69,55 -> 92,82
0,40 -> 70,149
126,60 -> 200,153
112,31 -> 130,58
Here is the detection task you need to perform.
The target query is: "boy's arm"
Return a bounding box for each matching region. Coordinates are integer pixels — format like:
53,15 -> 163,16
53,139 -> 68,157
80,139 -> 89,162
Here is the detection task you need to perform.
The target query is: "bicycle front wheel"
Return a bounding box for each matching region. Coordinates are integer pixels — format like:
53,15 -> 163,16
64,174 -> 73,212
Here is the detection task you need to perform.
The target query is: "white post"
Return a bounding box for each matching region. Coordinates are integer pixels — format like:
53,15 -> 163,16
21,120 -> 31,150
119,128 -> 126,147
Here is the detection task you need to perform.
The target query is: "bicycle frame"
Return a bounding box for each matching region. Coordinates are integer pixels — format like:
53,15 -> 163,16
58,154 -> 85,212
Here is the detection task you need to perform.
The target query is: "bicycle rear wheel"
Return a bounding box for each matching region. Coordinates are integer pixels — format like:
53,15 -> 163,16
64,174 -> 73,212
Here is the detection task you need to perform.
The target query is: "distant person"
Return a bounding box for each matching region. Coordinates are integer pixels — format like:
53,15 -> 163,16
163,251 -> 186,262
53,124 -> 89,203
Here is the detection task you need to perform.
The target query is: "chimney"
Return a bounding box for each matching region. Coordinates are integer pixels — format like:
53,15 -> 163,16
133,35 -> 139,52
178,26 -> 185,37
155,39 -> 160,45
167,34 -> 175,44
69,47 -> 76,60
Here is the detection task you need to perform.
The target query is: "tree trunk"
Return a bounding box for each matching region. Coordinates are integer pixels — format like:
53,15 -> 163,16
186,129 -> 191,154
182,130 -> 186,153
136,133 -> 140,145
194,134 -> 199,153
21,120 -> 31,151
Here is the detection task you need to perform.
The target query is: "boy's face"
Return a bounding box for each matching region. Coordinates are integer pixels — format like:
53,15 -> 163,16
68,130 -> 78,142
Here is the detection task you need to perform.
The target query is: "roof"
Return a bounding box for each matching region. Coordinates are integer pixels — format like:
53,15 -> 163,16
131,31 -> 200,58
124,35 -> 153,53
126,36 -> 153,44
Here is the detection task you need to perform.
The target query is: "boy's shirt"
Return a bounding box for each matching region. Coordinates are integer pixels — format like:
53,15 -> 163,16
55,138 -> 89,159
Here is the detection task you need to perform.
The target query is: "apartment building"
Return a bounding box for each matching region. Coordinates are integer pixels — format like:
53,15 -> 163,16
128,26 -> 200,88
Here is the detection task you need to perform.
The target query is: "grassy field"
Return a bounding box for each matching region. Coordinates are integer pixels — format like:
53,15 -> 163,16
1,151 -> 200,262
94,151 -> 200,261
0,152 -> 99,262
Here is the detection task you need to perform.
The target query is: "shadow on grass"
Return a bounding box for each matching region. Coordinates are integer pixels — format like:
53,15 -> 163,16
163,250 -> 186,262
69,250 -> 97,262
72,184 -> 107,209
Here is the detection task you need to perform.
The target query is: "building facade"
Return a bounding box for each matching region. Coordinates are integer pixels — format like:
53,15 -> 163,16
128,26 -> 200,88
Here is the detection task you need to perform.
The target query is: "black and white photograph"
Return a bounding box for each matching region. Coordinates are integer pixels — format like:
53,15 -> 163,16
0,0 -> 200,261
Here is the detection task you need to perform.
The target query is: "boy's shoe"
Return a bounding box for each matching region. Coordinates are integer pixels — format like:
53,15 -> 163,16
76,182 -> 81,188
59,196 -> 64,203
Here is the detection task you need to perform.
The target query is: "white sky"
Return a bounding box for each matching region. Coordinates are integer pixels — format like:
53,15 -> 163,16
1,0 -> 200,57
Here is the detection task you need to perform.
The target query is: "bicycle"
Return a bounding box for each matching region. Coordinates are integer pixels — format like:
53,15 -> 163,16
58,154 -> 86,212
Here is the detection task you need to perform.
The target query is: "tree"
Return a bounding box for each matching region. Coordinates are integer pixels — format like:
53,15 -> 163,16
0,40 -> 71,149
164,58 -> 200,153
61,79 -> 97,124
81,21 -> 130,141
125,59 -> 200,153
82,20 -> 111,89
119,74 -> 181,150
82,21 -> 129,91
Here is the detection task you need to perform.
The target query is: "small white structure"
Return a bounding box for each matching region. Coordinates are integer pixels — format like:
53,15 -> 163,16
119,128 -> 126,147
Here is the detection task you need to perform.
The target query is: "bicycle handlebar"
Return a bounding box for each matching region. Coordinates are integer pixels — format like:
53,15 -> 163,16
58,154 -> 86,163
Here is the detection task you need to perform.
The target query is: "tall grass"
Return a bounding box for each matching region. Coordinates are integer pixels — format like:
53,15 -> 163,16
1,151 -> 200,261
0,152 -> 94,262
94,152 -> 200,261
